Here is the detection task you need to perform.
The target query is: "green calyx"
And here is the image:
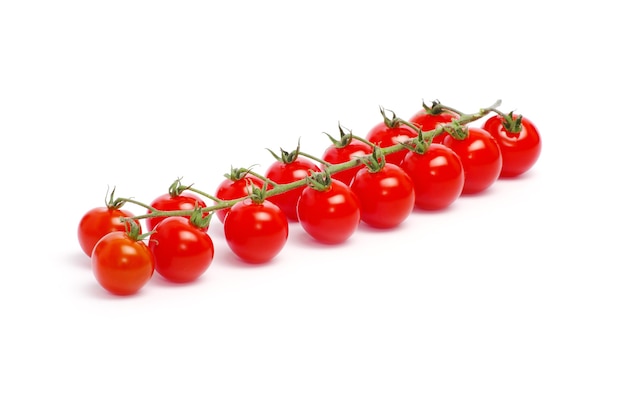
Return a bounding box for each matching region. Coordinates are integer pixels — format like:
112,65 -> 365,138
360,146 -> 386,173
189,203 -> 212,229
168,177 -> 191,197
305,169 -> 333,192
441,121 -> 468,140
501,111 -> 523,133
324,123 -> 354,148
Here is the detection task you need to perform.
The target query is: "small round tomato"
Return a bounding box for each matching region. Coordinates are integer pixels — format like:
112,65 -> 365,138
350,163 -> 415,229
78,206 -> 139,257
366,121 -> 417,166
92,231 -> 155,296
443,127 -> 502,195
265,157 -> 320,221
214,170 -> 264,223
409,106 -> 460,144
149,216 -> 214,283
400,144 -> 464,211
224,199 -> 289,264
482,114 -> 541,178
146,191 -> 207,231
322,139 -> 373,186
296,179 -> 360,244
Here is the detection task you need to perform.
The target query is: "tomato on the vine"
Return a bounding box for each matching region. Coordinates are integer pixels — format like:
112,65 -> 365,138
265,147 -> 321,221
146,190 -> 207,232
224,199 -> 289,264
350,162 -> 415,229
366,120 -> 417,166
78,206 -> 139,257
443,127 -> 502,195
321,126 -> 373,186
296,176 -> 360,244
214,168 -> 264,223
400,143 -> 464,211
482,113 -> 541,178
409,102 -> 460,144
149,216 -> 214,283
92,231 -> 154,296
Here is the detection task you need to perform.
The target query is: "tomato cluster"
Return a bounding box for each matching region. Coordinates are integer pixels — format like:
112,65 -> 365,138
77,101 -> 541,296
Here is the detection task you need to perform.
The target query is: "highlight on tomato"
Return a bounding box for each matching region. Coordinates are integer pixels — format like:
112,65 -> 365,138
223,185 -> 289,264
91,222 -> 155,296
366,107 -> 418,166
148,210 -> 214,284
409,100 -> 460,144
214,167 -> 264,223
482,112 -> 541,178
443,126 -> 503,195
146,178 -> 208,231
350,148 -> 415,229
296,171 -> 361,244
265,144 -> 321,221
321,124 -> 373,186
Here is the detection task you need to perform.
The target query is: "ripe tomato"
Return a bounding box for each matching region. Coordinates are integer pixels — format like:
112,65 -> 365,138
400,143 -> 464,211
78,206 -> 139,257
443,127 -> 503,195
409,107 -> 460,144
146,191 -> 207,231
265,157 -> 320,221
296,179 -> 360,244
366,121 -> 417,166
149,216 -> 214,283
214,170 -> 264,223
482,114 -> 542,178
224,199 -> 289,264
322,139 -> 373,186
350,163 -> 415,229
92,231 -> 155,296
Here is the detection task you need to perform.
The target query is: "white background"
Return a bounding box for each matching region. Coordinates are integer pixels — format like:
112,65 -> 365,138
1,1 -> 625,407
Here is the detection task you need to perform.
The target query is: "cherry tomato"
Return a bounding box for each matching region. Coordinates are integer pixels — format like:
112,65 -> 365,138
322,139 -> 373,186
409,108 -> 459,144
146,191 -> 207,231
400,144 -> 464,211
482,114 -> 542,178
214,171 -> 264,223
149,216 -> 214,283
296,179 -> 360,244
443,127 -> 503,195
78,206 -> 139,257
92,231 -> 155,296
350,163 -> 415,229
366,121 -> 417,166
224,199 -> 289,264
265,157 -> 320,221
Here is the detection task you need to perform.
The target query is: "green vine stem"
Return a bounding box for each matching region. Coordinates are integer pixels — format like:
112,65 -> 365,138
124,100 -> 501,223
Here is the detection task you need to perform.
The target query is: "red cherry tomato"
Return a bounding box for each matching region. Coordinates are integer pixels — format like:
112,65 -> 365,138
146,191 -> 207,231
409,108 -> 460,144
443,127 -> 503,195
482,114 -> 542,178
148,216 -> 214,283
322,139 -> 373,186
400,144 -> 464,211
296,179 -> 360,244
224,199 -> 289,264
91,231 -> 155,296
265,158 -> 320,221
214,172 -> 264,223
350,163 -> 415,229
78,206 -> 139,257
366,122 -> 417,166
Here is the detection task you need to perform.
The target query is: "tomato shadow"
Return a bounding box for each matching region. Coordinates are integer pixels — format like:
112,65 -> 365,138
67,251 -> 91,271
82,281 -> 150,301
216,249 -> 283,269
289,226 -> 357,249
148,273 -> 210,288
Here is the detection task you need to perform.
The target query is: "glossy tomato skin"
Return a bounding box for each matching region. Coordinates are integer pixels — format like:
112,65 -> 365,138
350,164 -> 415,229
224,199 -> 289,264
400,144 -> 464,211
482,115 -> 541,178
322,140 -> 373,186
409,109 -> 460,144
214,174 -> 264,223
92,231 -> 155,296
78,207 -> 139,257
146,192 -> 207,232
149,217 -> 214,283
443,127 -> 502,195
296,180 -> 361,244
265,158 -> 320,221
366,122 -> 417,166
